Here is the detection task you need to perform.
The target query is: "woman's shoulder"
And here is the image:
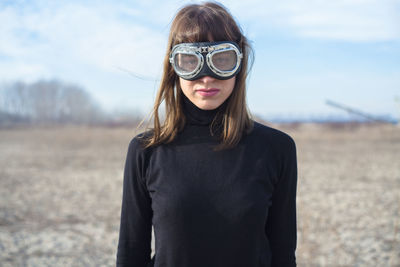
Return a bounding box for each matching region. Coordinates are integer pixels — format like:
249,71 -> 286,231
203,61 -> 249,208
127,129 -> 155,155
249,120 -> 296,149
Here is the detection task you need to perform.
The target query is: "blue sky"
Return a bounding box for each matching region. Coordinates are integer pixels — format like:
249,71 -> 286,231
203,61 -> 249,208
1,0 -> 399,121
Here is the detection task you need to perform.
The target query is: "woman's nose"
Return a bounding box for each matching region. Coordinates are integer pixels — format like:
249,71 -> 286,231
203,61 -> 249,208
197,75 -> 216,83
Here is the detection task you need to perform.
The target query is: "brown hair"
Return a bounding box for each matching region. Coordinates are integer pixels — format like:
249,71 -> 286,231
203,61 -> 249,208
141,1 -> 254,150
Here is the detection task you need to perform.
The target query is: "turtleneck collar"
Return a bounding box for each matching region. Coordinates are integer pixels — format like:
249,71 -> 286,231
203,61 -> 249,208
182,93 -> 228,126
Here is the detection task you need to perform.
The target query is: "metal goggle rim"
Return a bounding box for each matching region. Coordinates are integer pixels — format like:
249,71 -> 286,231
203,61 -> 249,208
169,42 -> 243,79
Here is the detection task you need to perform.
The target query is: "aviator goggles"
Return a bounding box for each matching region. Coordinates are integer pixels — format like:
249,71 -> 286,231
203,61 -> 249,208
169,41 -> 243,81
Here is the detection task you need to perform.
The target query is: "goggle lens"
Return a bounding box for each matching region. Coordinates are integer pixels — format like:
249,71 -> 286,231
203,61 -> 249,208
175,53 -> 199,73
211,50 -> 237,72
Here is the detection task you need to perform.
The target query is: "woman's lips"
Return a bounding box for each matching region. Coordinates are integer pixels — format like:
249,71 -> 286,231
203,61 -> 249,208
195,88 -> 220,97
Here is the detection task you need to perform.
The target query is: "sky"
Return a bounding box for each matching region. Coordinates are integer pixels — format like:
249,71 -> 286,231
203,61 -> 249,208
1,0 -> 399,121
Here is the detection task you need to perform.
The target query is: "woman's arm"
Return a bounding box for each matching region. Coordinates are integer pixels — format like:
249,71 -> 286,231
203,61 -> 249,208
265,136 -> 298,267
116,138 -> 153,267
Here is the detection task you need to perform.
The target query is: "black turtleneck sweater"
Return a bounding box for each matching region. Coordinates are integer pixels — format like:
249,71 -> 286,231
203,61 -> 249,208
116,95 -> 298,267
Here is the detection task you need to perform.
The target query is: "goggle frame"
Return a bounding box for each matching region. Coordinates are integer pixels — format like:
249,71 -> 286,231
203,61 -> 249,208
169,41 -> 243,80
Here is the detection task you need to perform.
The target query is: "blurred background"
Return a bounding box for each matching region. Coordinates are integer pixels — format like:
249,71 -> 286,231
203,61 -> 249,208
0,0 -> 399,266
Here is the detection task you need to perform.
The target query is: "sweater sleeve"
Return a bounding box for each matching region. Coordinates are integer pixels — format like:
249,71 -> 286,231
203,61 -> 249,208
116,138 -> 153,267
265,135 -> 298,267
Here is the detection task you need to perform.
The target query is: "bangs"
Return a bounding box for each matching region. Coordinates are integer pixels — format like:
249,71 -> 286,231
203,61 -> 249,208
172,6 -> 241,45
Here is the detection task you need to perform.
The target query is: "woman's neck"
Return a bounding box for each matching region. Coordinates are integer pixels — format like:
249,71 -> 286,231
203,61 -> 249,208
181,93 -> 227,126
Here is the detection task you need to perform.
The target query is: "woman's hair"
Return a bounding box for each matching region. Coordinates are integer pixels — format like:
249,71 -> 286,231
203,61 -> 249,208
142,1 -> 254,150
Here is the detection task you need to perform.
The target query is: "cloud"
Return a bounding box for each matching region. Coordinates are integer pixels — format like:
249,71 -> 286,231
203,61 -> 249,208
227,0 -> 400,42
0,0 -> 169,81
1,0 -> 398,83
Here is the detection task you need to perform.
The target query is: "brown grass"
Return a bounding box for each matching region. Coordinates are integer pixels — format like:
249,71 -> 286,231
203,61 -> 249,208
0,123 -> 399,266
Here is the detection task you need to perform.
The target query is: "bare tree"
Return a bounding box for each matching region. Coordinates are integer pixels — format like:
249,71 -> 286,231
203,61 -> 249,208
0,80 -> 105,125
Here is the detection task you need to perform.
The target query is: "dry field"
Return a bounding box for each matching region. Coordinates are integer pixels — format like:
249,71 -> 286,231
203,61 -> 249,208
0,123 -> 399,266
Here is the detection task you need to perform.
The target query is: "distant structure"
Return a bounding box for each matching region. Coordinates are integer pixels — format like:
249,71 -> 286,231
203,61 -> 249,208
395,96 -> 400,119
326,99 -> 398,125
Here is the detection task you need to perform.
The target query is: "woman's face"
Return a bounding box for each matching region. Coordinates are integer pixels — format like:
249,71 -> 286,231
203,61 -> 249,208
179,76 -> 235,110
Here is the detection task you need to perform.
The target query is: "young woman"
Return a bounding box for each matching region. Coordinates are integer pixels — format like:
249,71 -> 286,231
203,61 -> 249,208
116,2 -> 298,267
